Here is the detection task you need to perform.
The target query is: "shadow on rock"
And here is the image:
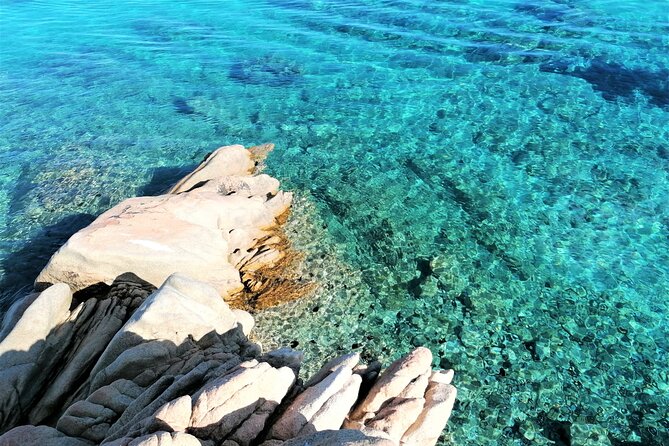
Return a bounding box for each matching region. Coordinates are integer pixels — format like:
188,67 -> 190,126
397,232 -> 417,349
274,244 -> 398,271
0,273 -> 265,443
0,162 -> 197,311
0,272 -> 458,446
136,165 -> 197,197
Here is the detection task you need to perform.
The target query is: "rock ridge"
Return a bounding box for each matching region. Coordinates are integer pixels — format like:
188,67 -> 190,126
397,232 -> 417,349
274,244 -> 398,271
0,144 -> 456,445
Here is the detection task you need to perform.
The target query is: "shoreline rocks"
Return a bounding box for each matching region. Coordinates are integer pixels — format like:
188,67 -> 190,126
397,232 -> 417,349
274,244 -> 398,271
0,144 -> 456,445
35,144 -> 303,308
1,273 -> 457,445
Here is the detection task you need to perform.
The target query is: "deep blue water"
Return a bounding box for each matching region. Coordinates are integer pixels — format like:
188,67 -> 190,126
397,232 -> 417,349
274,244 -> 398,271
1,0 -> 668,444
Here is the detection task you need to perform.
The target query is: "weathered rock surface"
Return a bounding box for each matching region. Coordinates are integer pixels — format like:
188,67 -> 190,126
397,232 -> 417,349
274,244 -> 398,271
0,144 -> 457,446
0,283 -> 75,428
0,425 -> 91,446
189,360 -> 295,443
88,273 -> 243,392
168,144 -> 256,194
279,429 -> 396,446
341,346 -> 457,444
268,358 -> 362,440
400,381 -> 458,446
35,144 -> 292,298
0,276 -> 456,446
348,347 -> 433,426
104,431 -> 203,446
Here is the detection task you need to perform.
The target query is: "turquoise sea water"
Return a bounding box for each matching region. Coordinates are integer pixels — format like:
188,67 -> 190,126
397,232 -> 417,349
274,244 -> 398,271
1,0 -> 668,444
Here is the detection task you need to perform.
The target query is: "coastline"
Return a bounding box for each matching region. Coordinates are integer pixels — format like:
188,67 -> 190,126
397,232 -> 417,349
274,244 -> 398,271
0,144 -> 457,445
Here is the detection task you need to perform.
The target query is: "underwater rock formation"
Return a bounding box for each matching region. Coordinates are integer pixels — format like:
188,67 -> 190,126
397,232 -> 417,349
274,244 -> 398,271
229,57 -> 303,87
0,144 -> 457,445
540,58 -> 669,108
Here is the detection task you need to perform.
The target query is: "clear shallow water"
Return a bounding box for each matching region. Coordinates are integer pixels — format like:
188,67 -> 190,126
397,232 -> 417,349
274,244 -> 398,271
1,0 -> 668,444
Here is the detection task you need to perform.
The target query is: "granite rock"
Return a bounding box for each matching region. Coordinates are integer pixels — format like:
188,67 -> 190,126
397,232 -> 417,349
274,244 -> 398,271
35,145 -> 292,297
348,347 -> 433,425
168,144 -> 255,194
88,273 -> 241,392
363,397 -> 425,443
0,284 -> 73,429
0,425 -> 92,446
190,360 -> 295,443
268,355 -> 362,441
0,144 -> 457,446
400,381 -> 457,446
0,276 -> 457,446
280,429 -> 396,446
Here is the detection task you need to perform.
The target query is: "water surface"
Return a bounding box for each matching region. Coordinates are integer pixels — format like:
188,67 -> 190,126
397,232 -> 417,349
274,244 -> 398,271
1,0 -> 668,444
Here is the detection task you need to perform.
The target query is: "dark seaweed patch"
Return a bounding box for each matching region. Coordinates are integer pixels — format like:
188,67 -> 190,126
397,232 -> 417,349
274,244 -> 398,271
539,58 -> 571,74
523,339 -> 540,361
36,48 -> 120,85
540,58 -> 669,108
519,51 -> 550,64
389,51 -> 468,79
607,403 -> 669,446
404,158 -> 530,282
311,186 -> 349,218
464,44 -> 514,64
9,164 -> 37,216
406,257 -> 434,298
511,149 -> 529,165
514,3 -> 569,23
172,97 -> 195,115
463,43 -> 549,65
363,218 -> 399,266
389,51 -> 437,69
229,57 -> 302,87
455,291 -> 474,314
503,419 -> 523,439
334,24 -> 402,42
131,19 -> 173,43
536,412 -> 572,446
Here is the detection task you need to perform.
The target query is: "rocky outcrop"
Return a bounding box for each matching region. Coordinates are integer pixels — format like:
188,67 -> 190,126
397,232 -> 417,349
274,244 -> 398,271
0,284 -> 72,428
0,144 -> 457,445
0,425 -> 91,446
35,144 -> 294,302
0,274 -> 155,429
0,273 -> 456,445
279,429 -> 395,446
